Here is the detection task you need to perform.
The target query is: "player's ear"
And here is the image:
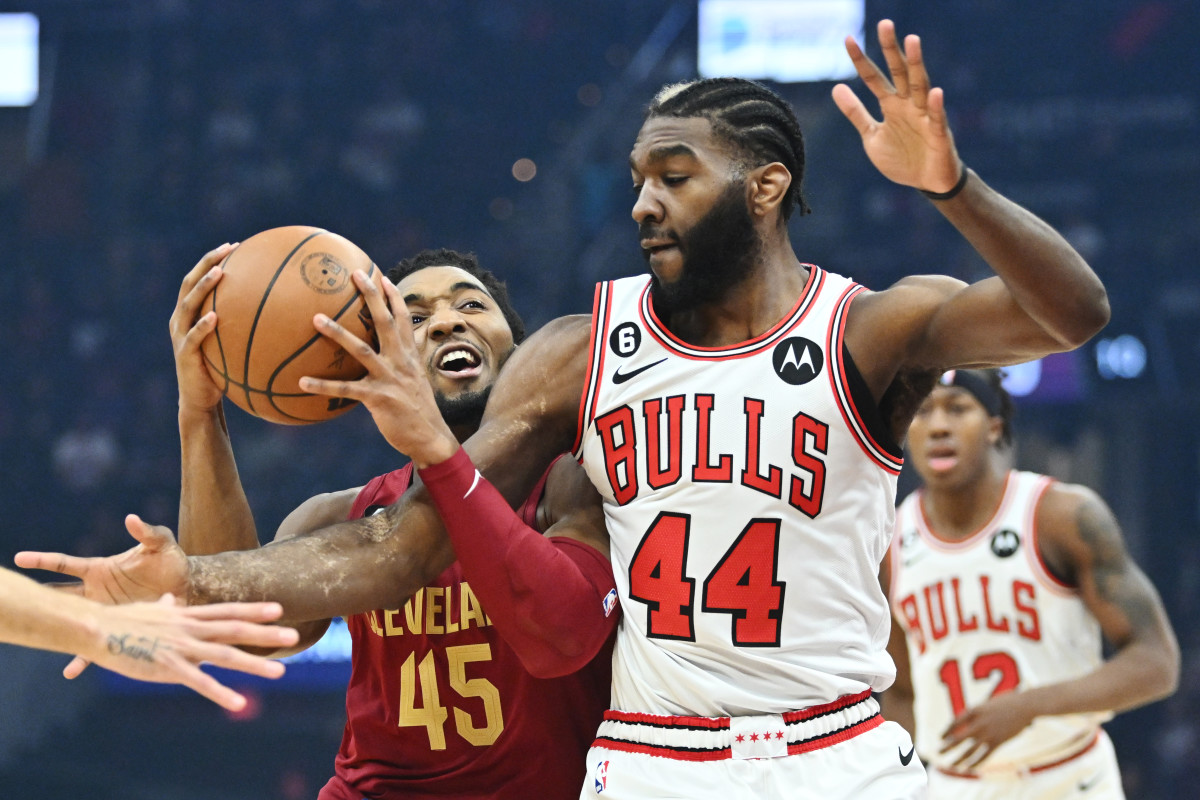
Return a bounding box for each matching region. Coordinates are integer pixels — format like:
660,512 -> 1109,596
987,415 -> 1003,447
748,163 -> 792,217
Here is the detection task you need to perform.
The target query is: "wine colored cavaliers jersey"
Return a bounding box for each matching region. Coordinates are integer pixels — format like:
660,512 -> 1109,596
573,268 -> 902,717
319,463 -> 613,800
889,470 -> 1108,774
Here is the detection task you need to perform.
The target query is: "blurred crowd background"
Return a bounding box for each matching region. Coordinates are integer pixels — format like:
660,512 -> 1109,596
0,1 -> 1197,797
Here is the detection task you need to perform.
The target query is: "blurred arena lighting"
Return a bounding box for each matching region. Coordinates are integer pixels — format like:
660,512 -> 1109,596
512,158 -> 537,182
1095,334 -> 1148,380
697,0 -> 863,83
0,13 -> 38,106
1002,360 -> 1043,398
1002,352 -> 1088,403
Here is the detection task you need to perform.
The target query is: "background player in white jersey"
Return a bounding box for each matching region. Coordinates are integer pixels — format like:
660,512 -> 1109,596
882,369 -> 1179,799
18,20 -> 1113,798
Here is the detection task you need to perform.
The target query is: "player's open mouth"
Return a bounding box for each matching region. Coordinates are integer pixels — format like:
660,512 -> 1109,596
926,446 -> 958,472
434,344 -> 483,378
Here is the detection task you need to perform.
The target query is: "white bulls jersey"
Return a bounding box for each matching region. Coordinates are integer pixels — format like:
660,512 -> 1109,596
890,470 -> 1108,773
574,268 -> 902,717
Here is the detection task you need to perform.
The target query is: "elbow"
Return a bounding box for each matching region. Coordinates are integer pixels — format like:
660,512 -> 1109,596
1060,285 -> 1111,349
1155,639 -> 1182,701
1135,636 -> 1181,704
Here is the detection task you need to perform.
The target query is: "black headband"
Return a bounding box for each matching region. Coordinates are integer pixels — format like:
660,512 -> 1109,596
938,369 -> 1003,417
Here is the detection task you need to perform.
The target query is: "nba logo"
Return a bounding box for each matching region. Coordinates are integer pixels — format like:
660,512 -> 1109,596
602,589 -> 618,618
594,759 -> 610,793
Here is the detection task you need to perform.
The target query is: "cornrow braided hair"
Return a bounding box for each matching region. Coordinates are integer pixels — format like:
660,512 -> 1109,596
646,77 -> 811,219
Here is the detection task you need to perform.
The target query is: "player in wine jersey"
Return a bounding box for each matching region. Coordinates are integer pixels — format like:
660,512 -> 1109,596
882,369 -> 1178,799
19,20 -> 1112,799
165,246 -> 617,799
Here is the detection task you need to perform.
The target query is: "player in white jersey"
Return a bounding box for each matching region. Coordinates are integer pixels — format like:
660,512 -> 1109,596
577,267 -> 900,715
882,369 -> 1179,799
18,20 -> 1113,799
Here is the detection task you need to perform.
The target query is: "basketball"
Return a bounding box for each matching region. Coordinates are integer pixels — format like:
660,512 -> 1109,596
200,226 -> 384,425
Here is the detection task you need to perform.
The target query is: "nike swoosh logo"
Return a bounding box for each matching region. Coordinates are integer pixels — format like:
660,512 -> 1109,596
612,358 -> 667,384
899,745 -> 916,766
1077,773 -> 1102,792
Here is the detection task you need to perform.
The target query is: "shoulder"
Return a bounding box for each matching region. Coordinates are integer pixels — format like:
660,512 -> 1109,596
843,275 -> 968,397
849,275 -> 968,339
1034,479 -> 1127,583
496,314 -> 591,383
485,315 -> 592,430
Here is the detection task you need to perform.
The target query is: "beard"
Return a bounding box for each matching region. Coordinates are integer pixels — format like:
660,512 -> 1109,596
647,180 -> 762,316
435,386 -> 491,431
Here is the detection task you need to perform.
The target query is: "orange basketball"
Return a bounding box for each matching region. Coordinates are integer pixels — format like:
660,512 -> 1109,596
200,226 -> 383,425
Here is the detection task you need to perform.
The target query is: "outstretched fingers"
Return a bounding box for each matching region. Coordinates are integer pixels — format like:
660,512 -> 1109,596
904,34 -> 931,110
876,19 -> 909,97
831,82 -> 875,136
13,549 -> 91,581
842,32 -> 892,99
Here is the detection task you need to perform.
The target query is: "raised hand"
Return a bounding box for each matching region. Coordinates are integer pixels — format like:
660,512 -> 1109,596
299,271 -> 459,469
82,593 -> 297,711
831,19 -> 963,193
171,243 -> 236,415
15,514 -> 191,605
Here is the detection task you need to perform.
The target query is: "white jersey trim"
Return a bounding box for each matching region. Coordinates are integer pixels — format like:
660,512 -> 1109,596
637,265 -> 826,359
825,285 -> 903,475
1021,475 -> 1079,597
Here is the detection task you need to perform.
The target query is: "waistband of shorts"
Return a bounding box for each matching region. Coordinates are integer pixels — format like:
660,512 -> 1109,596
590,690 -> 882,762
935,728 -> 1103,779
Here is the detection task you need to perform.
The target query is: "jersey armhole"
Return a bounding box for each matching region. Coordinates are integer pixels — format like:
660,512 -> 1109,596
827,286 -> 904,473
572,281 -> 612,459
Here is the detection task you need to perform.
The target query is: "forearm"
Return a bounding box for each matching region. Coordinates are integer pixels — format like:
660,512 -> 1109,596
186,494 -> 454,620
178,405 -> 258,554
420,448 -> 618,678
0,569 -> 101,656
934,170 -> 1110,347
1018,642 -> 1179,719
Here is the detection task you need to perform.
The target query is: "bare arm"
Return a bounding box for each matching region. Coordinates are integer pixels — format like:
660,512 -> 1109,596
16,279 -> 592,624
877,549 -> 917,737
0,566 -> 297,711
940,483 -> 1180,768
834,21 -> 1109,399
171,244 -> 262,555
1022,484 -> 1179,714
242,489 -> 363,655
184,311 -> 592,618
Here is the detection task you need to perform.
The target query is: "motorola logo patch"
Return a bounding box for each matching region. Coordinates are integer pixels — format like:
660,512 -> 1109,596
772,337 -> 823,385
990,528 -> 1020,558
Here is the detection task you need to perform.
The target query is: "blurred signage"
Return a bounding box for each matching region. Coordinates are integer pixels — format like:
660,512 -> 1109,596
698,0 -> 863,83
0,13 -> 38,106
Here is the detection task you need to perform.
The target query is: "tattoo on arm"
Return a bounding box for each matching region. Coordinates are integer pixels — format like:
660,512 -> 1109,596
1075,498 -> 1158,632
